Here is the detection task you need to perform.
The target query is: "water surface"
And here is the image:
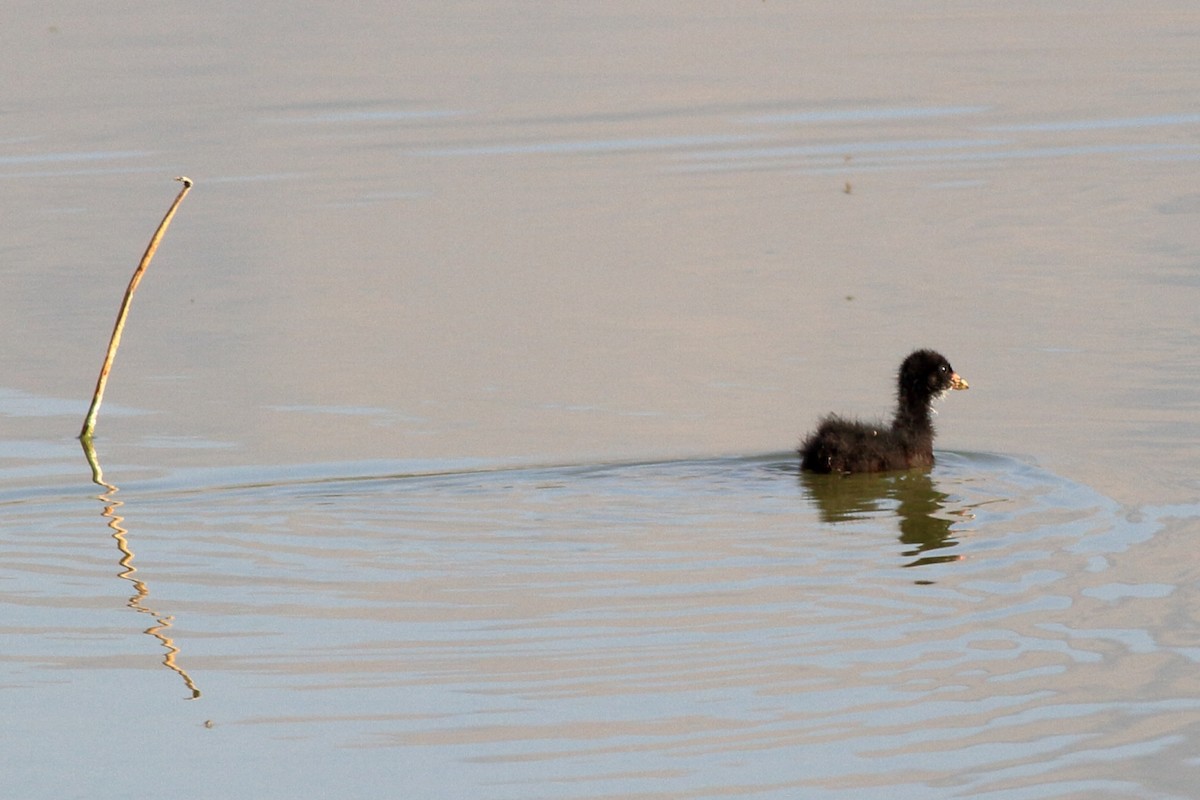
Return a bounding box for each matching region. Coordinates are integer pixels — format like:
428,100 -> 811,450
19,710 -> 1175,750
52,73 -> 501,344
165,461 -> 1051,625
5,450 -> 1196,798
2,2 -> 1199,798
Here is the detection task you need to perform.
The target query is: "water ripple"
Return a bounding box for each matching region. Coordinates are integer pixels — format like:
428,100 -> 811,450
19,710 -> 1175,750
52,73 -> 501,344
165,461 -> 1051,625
4,450 -> 1197,795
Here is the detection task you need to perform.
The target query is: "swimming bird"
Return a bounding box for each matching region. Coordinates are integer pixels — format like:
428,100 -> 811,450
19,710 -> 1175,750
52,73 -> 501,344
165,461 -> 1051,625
799,349 -> 968,474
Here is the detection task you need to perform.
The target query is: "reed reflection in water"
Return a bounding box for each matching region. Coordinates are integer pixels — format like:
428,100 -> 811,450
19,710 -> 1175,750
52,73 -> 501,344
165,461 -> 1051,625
81,438 -> 201,699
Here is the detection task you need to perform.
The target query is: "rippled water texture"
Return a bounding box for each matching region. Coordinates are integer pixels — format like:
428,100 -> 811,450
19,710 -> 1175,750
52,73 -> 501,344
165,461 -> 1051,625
3,452 -> 1198,798
3,2 -> 1200,798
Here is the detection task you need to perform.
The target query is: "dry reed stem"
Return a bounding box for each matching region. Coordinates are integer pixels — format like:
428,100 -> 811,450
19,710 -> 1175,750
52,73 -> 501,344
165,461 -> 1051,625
79,176 -> 193,441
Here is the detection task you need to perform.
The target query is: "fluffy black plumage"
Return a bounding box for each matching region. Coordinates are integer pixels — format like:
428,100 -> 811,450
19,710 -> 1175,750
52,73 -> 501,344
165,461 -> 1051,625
799,350 -> 968,474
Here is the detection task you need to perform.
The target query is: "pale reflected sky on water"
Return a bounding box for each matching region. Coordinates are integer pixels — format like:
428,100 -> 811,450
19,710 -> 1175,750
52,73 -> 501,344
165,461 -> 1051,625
1,3 -> 1196,508
2,3 -> 1199,798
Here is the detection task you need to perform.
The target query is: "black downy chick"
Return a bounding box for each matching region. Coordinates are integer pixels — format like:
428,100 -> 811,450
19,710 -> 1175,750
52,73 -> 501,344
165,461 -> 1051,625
799,350 -> 968,474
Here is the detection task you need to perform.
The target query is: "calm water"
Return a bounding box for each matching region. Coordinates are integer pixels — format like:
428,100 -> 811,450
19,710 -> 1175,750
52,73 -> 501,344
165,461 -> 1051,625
3,2 -> 1199,798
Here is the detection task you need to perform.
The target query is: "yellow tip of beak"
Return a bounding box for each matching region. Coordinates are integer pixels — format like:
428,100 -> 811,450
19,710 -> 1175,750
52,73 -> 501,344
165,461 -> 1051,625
951,373 -> 969,391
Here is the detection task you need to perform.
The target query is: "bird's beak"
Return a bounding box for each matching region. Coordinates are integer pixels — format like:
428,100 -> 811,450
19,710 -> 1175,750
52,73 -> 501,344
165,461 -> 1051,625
950,372 -> 969,390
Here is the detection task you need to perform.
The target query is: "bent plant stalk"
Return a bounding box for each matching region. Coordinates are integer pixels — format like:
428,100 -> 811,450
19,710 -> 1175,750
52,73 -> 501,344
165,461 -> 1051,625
79,176 -> 193,443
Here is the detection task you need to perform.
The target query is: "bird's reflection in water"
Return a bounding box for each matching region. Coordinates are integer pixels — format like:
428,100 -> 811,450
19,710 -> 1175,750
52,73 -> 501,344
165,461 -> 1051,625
800,467 -> 968,572
82,438 -> 201,699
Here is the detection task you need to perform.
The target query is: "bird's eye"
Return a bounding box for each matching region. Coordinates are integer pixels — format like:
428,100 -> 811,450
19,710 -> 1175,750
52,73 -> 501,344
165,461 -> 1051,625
939,365 -> 948,373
